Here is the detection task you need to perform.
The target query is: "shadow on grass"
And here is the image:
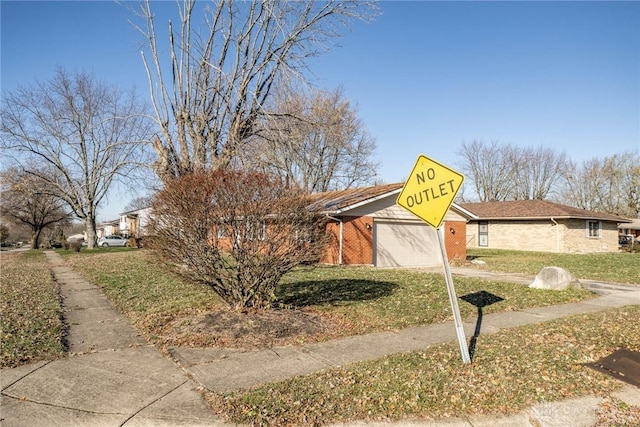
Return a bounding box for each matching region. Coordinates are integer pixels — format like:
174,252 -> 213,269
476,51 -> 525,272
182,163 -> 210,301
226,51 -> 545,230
278,279 -> 397,308
460,290 -> 504,361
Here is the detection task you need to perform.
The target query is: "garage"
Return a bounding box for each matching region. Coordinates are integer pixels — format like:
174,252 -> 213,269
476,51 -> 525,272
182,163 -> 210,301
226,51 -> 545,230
374,220 -> 442,267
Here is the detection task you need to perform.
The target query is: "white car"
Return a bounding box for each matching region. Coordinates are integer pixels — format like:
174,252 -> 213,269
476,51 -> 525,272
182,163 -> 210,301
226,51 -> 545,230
97,235 -> 129,247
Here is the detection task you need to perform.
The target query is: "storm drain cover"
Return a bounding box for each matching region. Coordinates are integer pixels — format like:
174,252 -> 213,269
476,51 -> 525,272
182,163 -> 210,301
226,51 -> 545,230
586,348 -> 640,388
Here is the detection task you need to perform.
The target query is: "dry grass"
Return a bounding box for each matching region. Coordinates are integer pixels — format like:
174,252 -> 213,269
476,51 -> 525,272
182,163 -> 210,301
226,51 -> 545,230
0,251 -> 65,368
208,306 -> 640,426
62,251 -> 595,349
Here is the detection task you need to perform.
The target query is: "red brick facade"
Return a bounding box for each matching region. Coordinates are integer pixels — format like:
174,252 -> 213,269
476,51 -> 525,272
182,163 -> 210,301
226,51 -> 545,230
323,217 -> 467,266
443,220 -> 467,263
322,216 -> 374,265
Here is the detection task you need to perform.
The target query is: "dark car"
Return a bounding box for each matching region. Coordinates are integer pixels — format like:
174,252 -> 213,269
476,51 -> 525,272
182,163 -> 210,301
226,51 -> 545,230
619,235 -> 637,247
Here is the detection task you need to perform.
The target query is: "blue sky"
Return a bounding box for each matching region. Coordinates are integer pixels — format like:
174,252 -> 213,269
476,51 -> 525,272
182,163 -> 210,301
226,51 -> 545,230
2,1 -> 639,221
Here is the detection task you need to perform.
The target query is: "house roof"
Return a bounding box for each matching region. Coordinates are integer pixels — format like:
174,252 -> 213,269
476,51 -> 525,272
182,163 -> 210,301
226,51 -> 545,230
460,200 -> 631,223
619,218 -> 640,230
308,183 -> 476,219
120,206 -> 152,217
308,183 -> 404,214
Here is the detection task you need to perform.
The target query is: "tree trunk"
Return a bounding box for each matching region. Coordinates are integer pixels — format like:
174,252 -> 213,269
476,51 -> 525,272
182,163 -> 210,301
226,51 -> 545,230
31,228 -> 42,250
85,216 -> 97,250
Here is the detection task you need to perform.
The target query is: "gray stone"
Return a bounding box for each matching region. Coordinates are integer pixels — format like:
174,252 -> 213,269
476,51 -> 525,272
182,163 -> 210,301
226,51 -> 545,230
529,266 -> 582,290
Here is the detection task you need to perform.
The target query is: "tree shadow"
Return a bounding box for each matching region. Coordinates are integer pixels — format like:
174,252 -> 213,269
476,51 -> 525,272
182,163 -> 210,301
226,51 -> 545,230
278,279 -> 397,308
459,290 -> 504,361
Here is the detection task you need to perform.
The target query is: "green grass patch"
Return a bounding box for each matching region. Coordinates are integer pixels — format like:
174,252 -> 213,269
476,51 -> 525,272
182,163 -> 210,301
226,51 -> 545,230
63,251 -> 594,346
58,246 -> 136,254
0,251 -> 66,368
467,248 -> 640,285
279,266 -> 592,335
209,306 -> 640,425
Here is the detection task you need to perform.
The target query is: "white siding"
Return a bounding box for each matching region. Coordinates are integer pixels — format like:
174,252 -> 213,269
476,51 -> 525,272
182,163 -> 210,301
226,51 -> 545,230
344,194 -> 467,222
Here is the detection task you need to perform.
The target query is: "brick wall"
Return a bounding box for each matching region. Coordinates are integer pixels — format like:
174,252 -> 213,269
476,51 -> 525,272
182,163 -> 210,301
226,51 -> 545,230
324,216 -> 466,265
443,220 -> 467,262
323,216 -> 374,265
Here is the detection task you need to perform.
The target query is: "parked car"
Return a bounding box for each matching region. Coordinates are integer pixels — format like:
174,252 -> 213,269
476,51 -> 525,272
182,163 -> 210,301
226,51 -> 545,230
618,235 -> 637,247
97,235 -> 129,247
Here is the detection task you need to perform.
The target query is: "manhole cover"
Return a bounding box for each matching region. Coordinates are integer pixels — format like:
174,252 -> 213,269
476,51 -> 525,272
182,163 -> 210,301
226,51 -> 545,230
586,348 -> 640,388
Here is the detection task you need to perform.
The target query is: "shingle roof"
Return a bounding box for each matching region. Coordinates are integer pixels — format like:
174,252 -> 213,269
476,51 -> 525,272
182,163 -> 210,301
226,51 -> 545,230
308,183 -> 403,213
620,218 -> 640,230
459,200 -> 631,223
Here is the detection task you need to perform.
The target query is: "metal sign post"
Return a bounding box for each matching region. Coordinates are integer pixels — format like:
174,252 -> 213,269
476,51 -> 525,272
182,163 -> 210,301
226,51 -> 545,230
396,154 -> 471,364
437,226 -> 471,364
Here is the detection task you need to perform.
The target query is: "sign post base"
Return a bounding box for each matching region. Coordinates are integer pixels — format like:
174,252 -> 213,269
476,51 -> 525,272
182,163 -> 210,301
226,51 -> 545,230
437,226 -> 471,364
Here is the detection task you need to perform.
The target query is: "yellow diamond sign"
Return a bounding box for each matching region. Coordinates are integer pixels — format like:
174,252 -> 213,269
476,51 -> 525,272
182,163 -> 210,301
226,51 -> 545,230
397,155 -> 464,229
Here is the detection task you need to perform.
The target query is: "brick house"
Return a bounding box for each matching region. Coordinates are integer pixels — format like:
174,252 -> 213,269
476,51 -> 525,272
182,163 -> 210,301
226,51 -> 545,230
310,183 -> 476,267
460,200 -> 631,253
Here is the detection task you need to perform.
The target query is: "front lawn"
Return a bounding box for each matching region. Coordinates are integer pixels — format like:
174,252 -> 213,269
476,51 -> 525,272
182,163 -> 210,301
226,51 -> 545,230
62,250 -> 595,348
208,305 -> 640,425
0,251 -> 66,368
467,248 -> 640,285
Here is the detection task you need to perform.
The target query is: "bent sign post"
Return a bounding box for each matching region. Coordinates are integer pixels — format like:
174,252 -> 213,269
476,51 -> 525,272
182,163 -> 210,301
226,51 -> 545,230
397,154 -> 471,364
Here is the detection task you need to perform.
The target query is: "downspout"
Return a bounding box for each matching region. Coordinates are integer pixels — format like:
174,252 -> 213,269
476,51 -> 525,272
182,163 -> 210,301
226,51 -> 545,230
326,215 -> 343,265
551,217 -> 560,253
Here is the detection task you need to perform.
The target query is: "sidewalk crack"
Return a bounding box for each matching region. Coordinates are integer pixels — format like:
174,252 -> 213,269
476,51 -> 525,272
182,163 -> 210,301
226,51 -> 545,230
1,361 -> 51,392
0,393 -> 124,416
119,380 -> 189,426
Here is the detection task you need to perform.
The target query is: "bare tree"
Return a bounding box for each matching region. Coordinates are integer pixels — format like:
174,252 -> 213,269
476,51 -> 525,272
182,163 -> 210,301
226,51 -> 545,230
1,69 -> 152,248
134,0 -> 376,181
147,169 -> 329,310
562,158 -> 603,211
0,224 -> 10,244
0,169 -> 70,249
124,196 -> 154,212
562,151 -> 640,217
457,140 -> 515,201
242,86 -> 378,192
458,140 -> 568,202
512,145 -> 567,200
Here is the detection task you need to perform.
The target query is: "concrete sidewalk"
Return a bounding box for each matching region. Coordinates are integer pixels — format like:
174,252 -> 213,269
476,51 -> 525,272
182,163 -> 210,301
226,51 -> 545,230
167,268 -> 640,426
1,252 -> 639,426
1,251 -> 225,427
170,286 -> 639,394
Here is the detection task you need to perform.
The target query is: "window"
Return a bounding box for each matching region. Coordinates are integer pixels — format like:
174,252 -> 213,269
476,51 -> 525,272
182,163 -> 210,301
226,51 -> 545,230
478,221 -> 489,247
587,220 -> 601,238
246,221 -> 266,241
216,224 -> 228,239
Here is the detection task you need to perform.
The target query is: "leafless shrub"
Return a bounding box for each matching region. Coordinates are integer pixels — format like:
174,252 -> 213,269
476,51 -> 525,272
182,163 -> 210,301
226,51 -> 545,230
147,170 -> 329,311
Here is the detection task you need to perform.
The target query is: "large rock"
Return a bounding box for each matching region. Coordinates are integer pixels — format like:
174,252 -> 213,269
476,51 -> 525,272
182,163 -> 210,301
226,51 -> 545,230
529,266 -> 582,290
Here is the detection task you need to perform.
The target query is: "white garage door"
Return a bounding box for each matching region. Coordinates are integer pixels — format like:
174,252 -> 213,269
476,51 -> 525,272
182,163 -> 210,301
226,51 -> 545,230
374,221 -> 442,267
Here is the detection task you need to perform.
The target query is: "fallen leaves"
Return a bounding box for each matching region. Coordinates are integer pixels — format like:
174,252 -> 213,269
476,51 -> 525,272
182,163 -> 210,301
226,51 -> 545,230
207,306 -> 640,426
0,251 -> 65,368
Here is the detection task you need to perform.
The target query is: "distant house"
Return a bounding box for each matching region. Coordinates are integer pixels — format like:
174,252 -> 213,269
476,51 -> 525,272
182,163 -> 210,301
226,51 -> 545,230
96,219 -> 119,238
460,200 -> 631,253
310,183 -> 476,267
119,207 -> 152,238
619,218 -> 640,239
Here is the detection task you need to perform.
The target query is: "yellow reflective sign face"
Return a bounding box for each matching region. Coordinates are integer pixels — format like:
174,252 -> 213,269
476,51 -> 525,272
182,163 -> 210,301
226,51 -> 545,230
396,155 -> 464,229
